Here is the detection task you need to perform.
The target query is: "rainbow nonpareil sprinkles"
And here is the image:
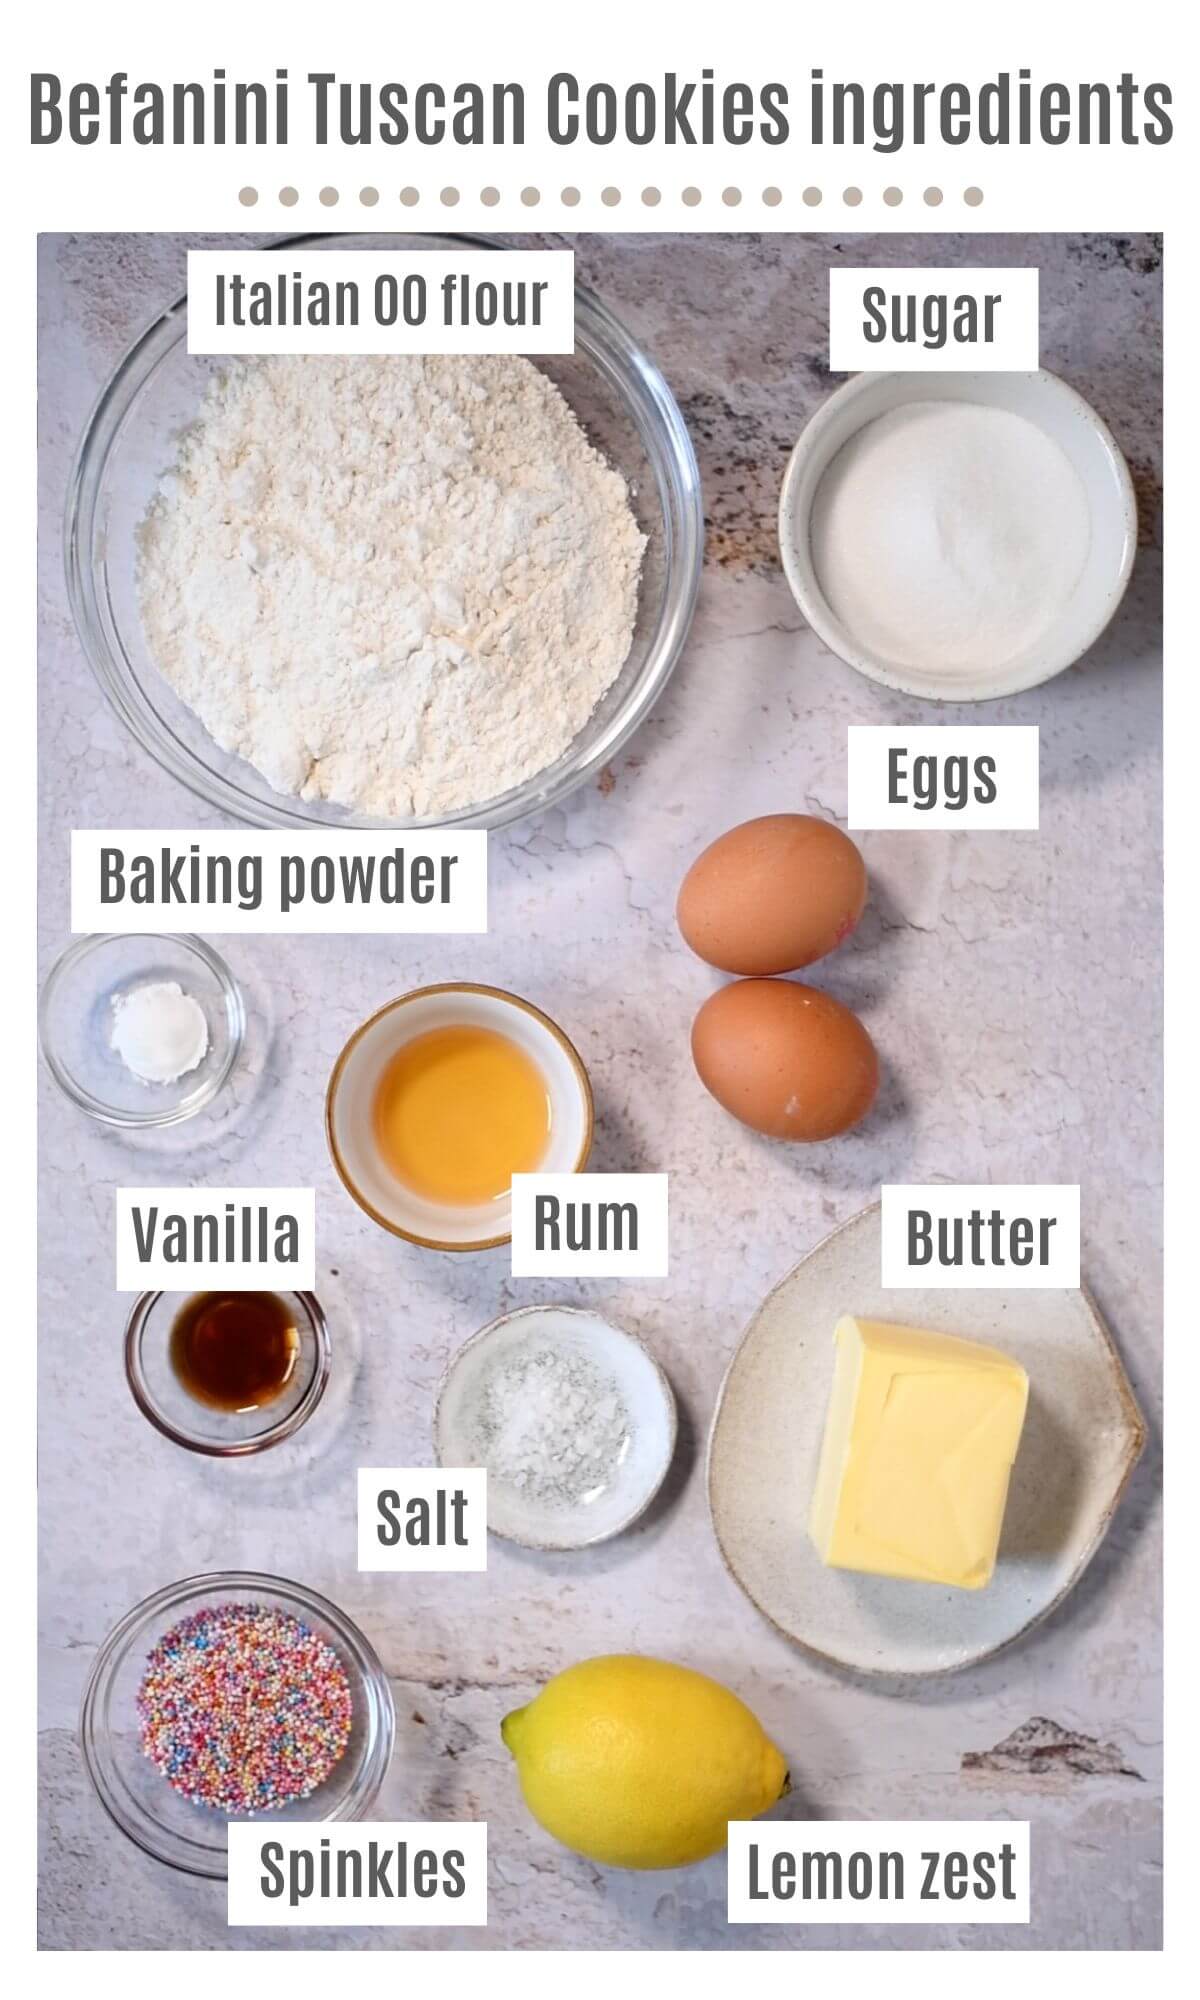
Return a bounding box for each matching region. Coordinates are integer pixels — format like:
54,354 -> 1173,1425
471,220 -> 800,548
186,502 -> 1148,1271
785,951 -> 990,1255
136,1602 -> 353,1814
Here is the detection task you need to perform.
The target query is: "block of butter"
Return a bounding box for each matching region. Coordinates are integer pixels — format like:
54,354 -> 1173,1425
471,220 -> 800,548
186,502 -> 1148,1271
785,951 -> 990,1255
809,1316 -> 1029,1590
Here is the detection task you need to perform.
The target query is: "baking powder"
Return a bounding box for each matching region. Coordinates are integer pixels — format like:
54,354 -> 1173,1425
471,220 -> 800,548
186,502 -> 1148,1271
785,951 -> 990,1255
111,981 -> 209,1086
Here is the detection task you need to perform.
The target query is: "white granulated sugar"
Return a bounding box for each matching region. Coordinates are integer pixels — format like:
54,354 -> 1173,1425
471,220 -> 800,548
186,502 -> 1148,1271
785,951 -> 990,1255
809,401 -> 1092,676
137,354 -> 646,818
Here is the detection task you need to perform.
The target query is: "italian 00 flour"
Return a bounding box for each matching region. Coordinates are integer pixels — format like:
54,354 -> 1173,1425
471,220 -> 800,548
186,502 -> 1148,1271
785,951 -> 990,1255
137,353 -> 646,819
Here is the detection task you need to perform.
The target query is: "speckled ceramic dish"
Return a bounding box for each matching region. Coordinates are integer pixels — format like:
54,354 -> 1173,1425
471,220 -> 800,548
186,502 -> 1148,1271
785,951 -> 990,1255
707,1204 -> 1145,1676
435,1306 -> 677,1550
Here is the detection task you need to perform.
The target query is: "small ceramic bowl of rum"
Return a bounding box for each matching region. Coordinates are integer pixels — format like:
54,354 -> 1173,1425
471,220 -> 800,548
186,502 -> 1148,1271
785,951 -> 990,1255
325,984 -> 593,1252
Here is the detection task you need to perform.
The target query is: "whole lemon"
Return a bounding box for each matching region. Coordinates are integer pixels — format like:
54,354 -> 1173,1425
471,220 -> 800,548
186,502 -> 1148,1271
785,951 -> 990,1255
501,1654 -> 789,1870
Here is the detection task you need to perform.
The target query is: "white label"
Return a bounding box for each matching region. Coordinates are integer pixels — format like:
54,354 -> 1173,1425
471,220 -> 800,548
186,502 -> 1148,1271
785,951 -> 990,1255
357,1469 -> 487,1573
510,1173 -> 669,1277
829,268 -> 1039,370
847,726 -> 1040,830
188,249 -> 574,355
228,1822 -> 488,1927
880,1185 -> 1080,1289
728,1822 -> 1029,1924
115,1187 -> 315,1291
71,830 -> 487,934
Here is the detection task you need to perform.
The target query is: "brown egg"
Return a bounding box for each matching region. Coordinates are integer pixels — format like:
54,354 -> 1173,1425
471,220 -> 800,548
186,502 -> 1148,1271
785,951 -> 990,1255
691,979 -> 879,1142
676,814 -> 867,976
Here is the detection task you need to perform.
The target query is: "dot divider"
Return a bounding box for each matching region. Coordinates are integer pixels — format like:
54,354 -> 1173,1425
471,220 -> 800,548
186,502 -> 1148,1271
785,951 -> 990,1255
240,184 -> 984,212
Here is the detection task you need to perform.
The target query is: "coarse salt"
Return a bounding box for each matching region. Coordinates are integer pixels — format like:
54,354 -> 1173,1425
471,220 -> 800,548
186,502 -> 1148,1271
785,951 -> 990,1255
463,1340 -> 632,1511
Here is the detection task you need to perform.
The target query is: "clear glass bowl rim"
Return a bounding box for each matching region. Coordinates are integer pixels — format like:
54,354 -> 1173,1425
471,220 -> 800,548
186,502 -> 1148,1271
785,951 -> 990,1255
64,229 -> 704,831
124,1288 -> 333,1456
37,930 -> 246,1128
80,1569 -> 396,1879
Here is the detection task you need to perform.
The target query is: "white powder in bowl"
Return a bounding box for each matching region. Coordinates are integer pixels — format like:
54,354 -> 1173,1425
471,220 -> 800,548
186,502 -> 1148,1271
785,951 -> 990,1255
111,981 -> 209,1086
136,353 -> 646,819
462,1340 -> 632,1511
808,401 -> 1092,676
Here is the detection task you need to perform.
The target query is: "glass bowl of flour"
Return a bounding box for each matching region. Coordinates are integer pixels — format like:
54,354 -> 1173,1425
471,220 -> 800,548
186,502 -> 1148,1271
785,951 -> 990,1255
65,233 -> 703,830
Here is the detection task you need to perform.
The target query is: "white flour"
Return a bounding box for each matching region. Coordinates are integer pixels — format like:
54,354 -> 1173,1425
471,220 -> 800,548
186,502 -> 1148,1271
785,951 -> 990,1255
137,354 -> 645,817
809,401 -> 1091,675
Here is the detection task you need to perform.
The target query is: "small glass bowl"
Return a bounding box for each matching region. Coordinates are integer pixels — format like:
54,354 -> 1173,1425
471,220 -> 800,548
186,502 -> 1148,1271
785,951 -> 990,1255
81,1572 -> 395,1879
39,932 -> 244,1128
125,1290 -> 332,1456
64,231 -> 703,831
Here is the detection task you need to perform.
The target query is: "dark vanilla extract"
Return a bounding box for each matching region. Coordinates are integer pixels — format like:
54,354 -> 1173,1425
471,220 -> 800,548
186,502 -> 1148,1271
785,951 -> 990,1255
169,1291 -> 300,1413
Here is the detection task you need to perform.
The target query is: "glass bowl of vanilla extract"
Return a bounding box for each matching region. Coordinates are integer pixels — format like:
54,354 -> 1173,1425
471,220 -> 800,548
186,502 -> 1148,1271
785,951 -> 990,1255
124,1289 -> 331,1455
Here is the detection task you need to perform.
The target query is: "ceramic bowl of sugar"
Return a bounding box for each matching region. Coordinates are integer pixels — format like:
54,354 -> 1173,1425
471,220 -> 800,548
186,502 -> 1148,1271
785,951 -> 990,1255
435,1306 -> 678,1550
779,369 -> 1137,702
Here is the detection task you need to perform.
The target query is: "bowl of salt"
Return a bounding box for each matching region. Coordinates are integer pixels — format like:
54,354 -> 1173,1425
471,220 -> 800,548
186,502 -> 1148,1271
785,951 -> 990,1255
434,1305 -> 677,1551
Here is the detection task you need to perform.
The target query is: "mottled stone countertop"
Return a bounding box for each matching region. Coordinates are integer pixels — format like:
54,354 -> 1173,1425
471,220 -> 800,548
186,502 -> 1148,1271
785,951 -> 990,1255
38,232 -> 1162,1950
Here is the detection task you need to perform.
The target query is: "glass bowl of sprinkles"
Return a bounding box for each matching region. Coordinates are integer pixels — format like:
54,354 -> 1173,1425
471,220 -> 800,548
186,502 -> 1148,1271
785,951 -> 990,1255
80,1572 -> 395,1878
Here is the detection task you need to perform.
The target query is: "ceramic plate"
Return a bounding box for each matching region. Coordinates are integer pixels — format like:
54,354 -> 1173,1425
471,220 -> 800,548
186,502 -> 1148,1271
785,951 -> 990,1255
707,1205 -> 1145,1675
